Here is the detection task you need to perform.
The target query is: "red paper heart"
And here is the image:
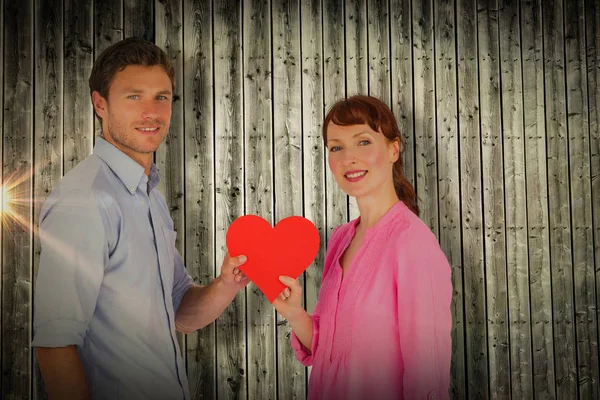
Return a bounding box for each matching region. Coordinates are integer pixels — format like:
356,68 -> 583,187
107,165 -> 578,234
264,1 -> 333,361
226,215 -> 320,303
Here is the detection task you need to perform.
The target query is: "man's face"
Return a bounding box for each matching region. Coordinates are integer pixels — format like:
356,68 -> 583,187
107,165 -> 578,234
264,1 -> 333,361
93,65 -> 173,165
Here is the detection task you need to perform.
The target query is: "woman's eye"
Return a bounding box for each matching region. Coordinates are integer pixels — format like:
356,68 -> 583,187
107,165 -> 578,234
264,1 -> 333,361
330,146 -> 342,152
359,140 -> 371,145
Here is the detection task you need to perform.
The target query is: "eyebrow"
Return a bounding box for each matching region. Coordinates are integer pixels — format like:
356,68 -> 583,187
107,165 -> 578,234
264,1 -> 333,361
123,88 -> 173,95
327,131 -> 373,143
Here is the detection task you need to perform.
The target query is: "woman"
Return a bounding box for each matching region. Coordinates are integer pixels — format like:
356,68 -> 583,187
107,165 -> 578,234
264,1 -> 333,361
273,95 -> 452,400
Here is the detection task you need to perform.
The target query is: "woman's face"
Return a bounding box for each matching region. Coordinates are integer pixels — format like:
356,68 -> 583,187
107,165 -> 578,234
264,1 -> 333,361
325,122 -> 399,199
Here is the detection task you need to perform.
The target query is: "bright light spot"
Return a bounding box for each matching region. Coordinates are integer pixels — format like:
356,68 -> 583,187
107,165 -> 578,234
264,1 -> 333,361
1,185 -> 13,216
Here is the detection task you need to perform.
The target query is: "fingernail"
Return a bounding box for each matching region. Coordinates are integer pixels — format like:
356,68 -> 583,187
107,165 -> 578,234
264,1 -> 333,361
239,255 -> 247,263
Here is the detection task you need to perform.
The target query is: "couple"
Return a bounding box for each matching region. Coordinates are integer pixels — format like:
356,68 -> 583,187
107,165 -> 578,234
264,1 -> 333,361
33,38 -> 452,400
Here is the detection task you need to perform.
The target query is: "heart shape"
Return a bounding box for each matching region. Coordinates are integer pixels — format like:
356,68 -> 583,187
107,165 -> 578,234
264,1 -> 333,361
226,215 -> 320,303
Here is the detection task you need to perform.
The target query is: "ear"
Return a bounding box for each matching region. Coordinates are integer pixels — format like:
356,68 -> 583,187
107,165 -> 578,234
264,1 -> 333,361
91,91 -> 108,121
389,138 -> 400,163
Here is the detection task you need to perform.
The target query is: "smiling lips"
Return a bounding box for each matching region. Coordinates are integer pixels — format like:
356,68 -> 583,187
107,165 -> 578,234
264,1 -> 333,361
344,170 -> 368,182
136,126 -> 160,135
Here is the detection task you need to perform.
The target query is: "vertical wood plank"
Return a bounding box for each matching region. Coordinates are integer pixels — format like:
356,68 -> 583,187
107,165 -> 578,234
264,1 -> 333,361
214,1 -> 247,398
565,0 -> 599,398
272,1 -> 306,398
300,0 -> 326,334
2,0 -> 33,398
456,0 -> 486,396
183,0 -> 215,398
155,0 -> 186,363
433,1 -> 464,399
0,2 -> 3,396
124,0 -> 154,40
345,0 -> 367,221
390,0 -> 416,194
243,0 -> 276,399
33,1 -> 63,398
323,0 -> 347,237
478,0 -> 511,397
521,0 -> 555,397
367,0 -> 390,104
588,4 -> 600,399
499,0 -> 534,397
64,0 -> 94,173
94,0 -> 122,138
543,0 -> 577,397
412,0 -> 438,234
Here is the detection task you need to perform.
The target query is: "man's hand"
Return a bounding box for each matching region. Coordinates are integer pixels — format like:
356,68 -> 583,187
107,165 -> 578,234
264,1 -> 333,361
218,253 -> 250,290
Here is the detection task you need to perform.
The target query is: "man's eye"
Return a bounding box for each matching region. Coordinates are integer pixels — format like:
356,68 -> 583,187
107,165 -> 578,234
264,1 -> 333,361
157,95 -> 169,100
128,95 -> 140,100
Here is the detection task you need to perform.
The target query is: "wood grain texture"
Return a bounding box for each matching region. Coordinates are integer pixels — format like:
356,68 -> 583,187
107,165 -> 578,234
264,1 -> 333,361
521,0 -> 555,398
243,1 -> 276,399
155,0 -> 187,363
33,1 -> 63,398
2,1 -> 33,398
456,0 -> 486,397
478,0 -> 510,398
64,0 -> 93,173
124,0 -> 154,40
272,1 -> 306,398
499,0 -> 533,397
564,0 -> 599,398
367,0 -> 391,103
183,0 -> 215,397
213,1 -> 247,398
433,1 -> 464,398
323,0 -> 348,238
543,0 -> 577,397
412,0 -> 438,234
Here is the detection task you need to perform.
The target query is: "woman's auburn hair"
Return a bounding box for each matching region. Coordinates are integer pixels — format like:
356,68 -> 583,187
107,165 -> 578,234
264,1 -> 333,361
322,95 -> 419,216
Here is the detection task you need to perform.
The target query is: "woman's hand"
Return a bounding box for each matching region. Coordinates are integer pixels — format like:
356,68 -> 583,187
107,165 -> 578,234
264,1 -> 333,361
272,276 -> 304,320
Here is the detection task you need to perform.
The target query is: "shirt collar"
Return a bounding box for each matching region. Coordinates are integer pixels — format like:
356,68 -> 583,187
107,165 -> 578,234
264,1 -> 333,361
93,136 -> 161,195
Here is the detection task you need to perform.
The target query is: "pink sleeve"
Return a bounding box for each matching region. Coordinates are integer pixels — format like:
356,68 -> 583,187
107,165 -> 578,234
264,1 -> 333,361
397,234 -> 453,400
290,224 -> 344,366
291,314 -> 320,366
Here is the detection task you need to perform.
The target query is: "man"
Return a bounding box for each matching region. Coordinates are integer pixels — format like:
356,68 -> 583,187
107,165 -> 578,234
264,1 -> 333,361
33,37 -> 248,400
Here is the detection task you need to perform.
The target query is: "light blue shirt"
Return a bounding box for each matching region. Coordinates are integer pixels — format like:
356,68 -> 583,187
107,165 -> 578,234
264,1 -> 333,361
33,137 -> 194,400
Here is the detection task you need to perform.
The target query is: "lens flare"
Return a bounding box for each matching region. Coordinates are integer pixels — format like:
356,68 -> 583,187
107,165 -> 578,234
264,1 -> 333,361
2,185 -> 14,216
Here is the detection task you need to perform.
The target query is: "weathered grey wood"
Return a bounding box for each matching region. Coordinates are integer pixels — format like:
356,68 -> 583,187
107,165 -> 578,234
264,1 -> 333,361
272,1 -> 306,398
323,0 -> 348,237
33,1 -> 63,398
412,0 -> 438,234
521,0 -> 555,398
213,1 -> 246,398
300,0 -> 326,334
367,0 -> 390,104
456,0 -> 486,397
64,0 -> 93,173
345,0 -> 367,221
499,0 -> 533,397
433,1 -> 464,399
543,0 -> 577,397
183,0 -> 215,397
588,4 -> 600,399
155,0 -> 186,365
243,1 -> 276,399
478,0 -> 510,398
93,0 -> 122,138
124,0 -> 154,40
390,0 -> 416,196
565,0 -> 598,398
2,1 -> 33,399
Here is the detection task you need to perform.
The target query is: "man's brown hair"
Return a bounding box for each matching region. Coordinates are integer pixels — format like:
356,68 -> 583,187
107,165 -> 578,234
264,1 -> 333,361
89,37 -> 175,123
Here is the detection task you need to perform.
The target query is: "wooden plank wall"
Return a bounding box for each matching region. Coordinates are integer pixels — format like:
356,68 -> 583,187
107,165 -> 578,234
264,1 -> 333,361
1,0 -> 599,399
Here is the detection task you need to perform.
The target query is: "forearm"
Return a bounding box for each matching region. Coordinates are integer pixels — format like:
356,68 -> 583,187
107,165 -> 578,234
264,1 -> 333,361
36,346 -> 91,400
175,277 -> 239,333
286,309 -> 314,350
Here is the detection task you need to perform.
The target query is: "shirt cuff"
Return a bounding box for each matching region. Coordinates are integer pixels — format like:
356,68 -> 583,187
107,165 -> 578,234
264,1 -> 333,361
291,315 -> 319,366
32,319 -> 88,348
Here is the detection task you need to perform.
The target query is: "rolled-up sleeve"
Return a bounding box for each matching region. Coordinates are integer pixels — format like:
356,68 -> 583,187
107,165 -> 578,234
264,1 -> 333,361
291,314 -> 320,366
397,234 -> 453,400
32,189 -> 107,348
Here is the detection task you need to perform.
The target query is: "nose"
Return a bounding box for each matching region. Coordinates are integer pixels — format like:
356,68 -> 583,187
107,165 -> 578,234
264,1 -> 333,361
341,148 -> 358,166
141,102 -> 159,120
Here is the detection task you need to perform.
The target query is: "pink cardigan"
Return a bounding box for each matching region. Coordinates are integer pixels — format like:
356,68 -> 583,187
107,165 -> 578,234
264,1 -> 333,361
292,201 -> 452,400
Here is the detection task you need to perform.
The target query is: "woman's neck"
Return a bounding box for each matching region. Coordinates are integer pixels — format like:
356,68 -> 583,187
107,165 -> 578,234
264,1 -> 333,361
355,188 -> 399,229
